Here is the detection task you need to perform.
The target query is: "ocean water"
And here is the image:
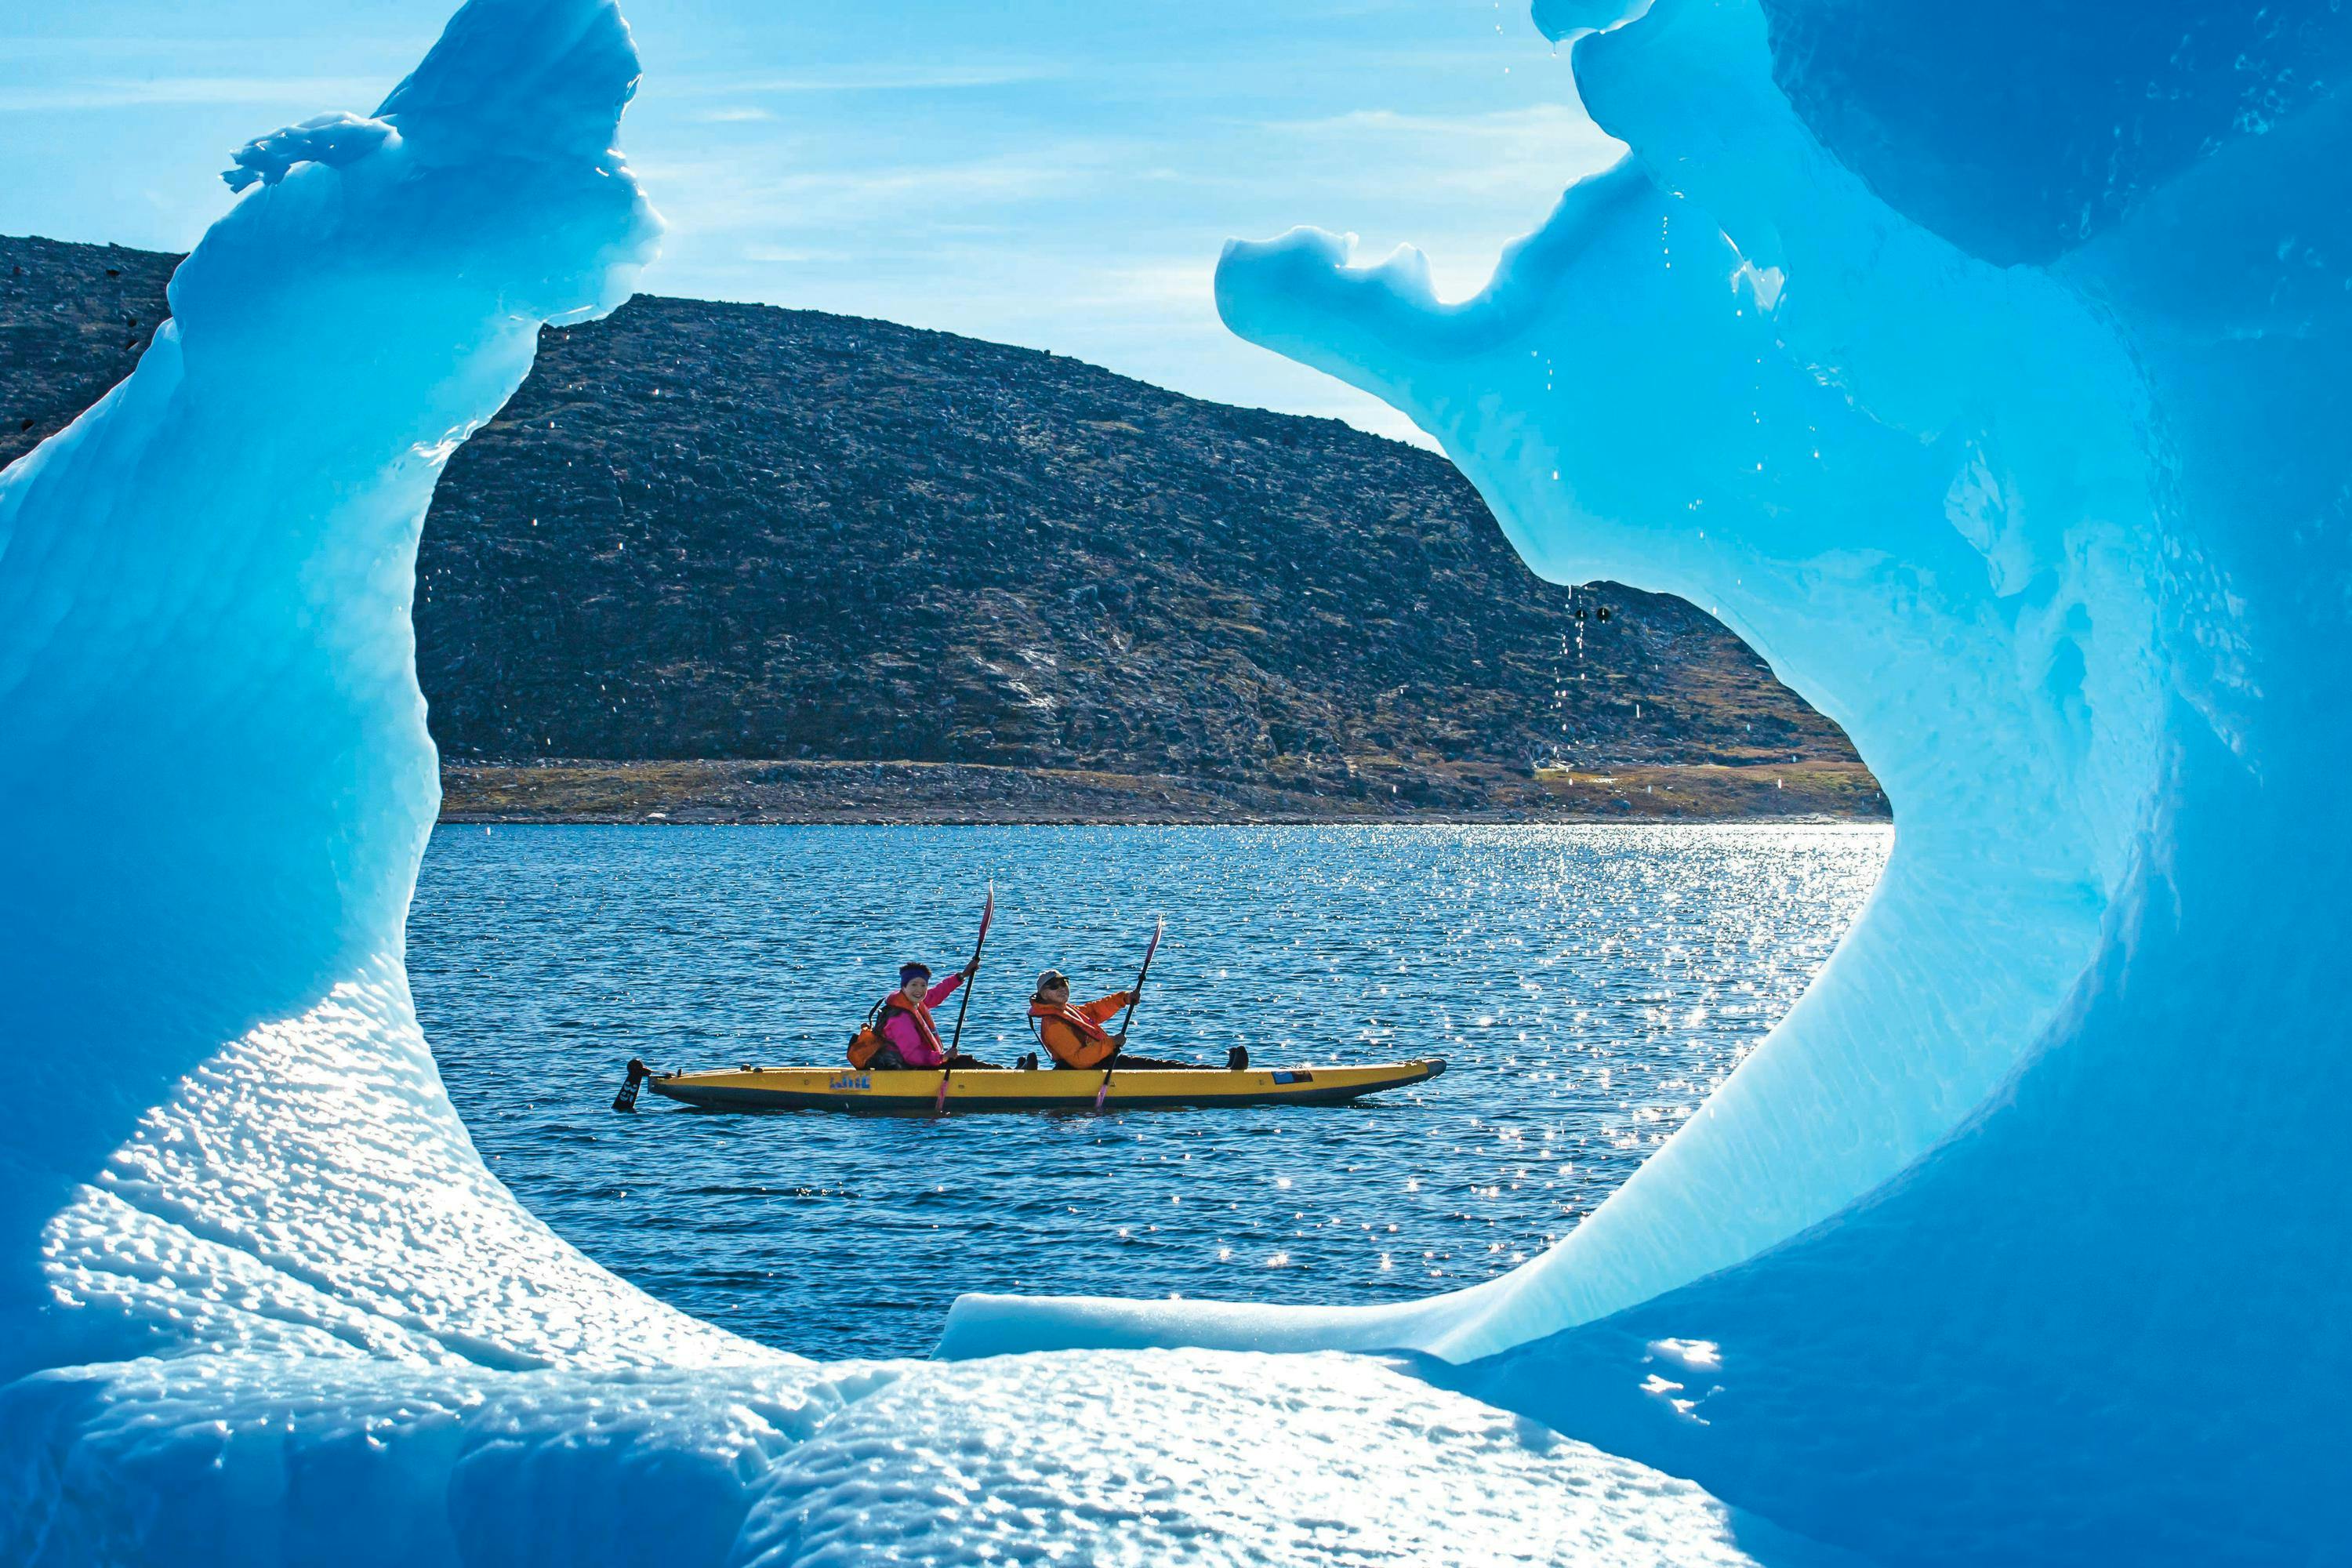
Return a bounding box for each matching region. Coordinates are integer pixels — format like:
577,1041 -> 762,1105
409,822 -> 1887,1359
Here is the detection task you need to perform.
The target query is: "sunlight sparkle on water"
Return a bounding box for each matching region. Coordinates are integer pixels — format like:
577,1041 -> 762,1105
413,823 -> 1888,1357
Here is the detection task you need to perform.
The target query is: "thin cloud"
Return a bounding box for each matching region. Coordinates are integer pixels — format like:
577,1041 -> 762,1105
0,76 -> 388,112
1264,103 -> 1618,154
1052,261 -> 1218,314
739,244 -> 853,265
641,147 -> 1122,234
0,34 -> 425,60
676,63 -> 1065,96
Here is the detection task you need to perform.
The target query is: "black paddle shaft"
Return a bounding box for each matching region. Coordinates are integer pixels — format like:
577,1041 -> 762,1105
936,886 -> 995,1114
949,896 -> 992,1057
1098,916 -> 1163,1107
1114,922 -> 1163,1045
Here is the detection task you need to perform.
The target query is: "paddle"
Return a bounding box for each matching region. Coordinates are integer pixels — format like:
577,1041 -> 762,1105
936,884 -> 994,1114
1096,914 -> 1163,1111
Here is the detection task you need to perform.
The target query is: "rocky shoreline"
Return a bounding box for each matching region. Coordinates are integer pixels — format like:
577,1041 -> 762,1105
440,757 -> 1889,826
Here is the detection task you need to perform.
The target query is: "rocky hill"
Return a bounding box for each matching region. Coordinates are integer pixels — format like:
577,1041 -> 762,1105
2,234 -> 1880,821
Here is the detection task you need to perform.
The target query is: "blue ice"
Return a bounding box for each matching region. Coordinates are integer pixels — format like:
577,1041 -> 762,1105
2,0 -> 2346,1563
955,1 -> 2352,1561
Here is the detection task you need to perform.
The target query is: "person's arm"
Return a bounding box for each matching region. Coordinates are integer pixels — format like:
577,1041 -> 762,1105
1080,992 -> 1134,1024
925,972 -> 965,1008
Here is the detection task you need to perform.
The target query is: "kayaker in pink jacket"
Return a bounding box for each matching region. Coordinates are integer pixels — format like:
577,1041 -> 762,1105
878,960 -> 995,1069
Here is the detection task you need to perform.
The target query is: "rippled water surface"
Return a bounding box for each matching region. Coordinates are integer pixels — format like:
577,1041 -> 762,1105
411,824 -> 1887,1359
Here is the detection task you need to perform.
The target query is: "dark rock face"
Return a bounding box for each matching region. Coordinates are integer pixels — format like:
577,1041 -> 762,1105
0,237 -> 172,463
3,234 -> 1867,813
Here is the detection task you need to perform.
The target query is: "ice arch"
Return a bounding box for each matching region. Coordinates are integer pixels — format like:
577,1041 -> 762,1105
948,0 -> 2352,1560
950,0 -> 2178,1357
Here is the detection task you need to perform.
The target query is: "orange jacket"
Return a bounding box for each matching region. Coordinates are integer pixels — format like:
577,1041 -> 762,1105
1030,991 -> 1135,1069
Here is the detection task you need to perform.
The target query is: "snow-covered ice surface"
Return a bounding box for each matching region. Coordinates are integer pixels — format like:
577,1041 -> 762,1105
2,1348 -> 1850,1568
3,0 -> 2347,1563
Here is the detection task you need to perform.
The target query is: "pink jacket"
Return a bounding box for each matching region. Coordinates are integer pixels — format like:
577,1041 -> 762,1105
883,972 -> 965,1067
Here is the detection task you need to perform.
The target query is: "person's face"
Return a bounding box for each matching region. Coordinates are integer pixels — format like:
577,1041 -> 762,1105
1042,982 -> 1070,1007
902,975 -> 928,1003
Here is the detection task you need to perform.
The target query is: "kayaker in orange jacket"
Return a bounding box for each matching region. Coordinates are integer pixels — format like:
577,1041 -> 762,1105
1028,969 -> 1185,1070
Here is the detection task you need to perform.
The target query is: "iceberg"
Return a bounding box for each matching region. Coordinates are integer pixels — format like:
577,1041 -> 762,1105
0,3 -> 1813,1564
2,0 -> 2344,1562
949,0 -> 2352,1562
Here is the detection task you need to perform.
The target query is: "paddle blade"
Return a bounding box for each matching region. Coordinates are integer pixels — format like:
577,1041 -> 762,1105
1094,1079 -> 1109,1111
612,1056 -> 648,1112
935,1073 -> 951,1114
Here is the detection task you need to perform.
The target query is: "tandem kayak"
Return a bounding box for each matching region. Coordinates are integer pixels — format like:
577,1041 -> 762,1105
644,1058 -> 1446,1114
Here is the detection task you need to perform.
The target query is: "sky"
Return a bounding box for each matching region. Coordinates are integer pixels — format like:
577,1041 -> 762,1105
0,1 -> 1622,445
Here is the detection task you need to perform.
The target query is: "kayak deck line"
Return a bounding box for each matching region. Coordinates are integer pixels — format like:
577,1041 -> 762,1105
644,1058 -> 1446,1114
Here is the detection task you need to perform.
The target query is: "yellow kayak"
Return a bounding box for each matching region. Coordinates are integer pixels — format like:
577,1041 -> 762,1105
644,1058 -> 1446,1114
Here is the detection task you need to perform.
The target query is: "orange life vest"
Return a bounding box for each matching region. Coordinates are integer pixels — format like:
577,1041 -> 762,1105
1029,993 -> 1129,1069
